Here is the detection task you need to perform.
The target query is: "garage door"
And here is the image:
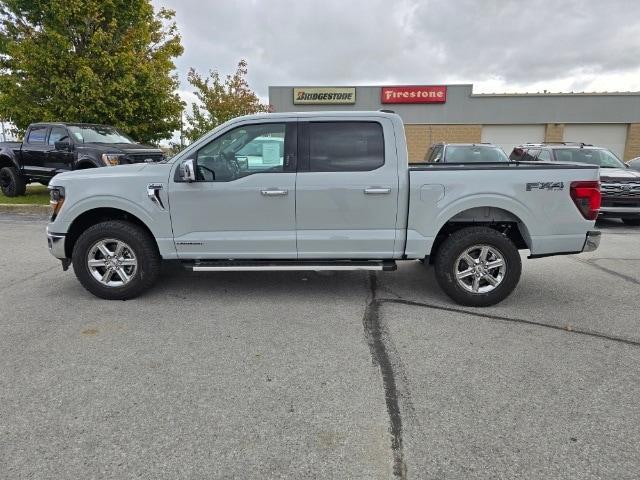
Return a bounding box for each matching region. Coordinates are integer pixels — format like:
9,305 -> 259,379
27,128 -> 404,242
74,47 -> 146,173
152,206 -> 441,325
481,125 -> 545,156
563,124 -> 627,159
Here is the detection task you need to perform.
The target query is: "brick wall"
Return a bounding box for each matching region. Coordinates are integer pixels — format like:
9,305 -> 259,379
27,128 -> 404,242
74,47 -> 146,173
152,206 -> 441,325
545,123 -> 564,143
623,124 -> 640,160
405,124 -> 482,162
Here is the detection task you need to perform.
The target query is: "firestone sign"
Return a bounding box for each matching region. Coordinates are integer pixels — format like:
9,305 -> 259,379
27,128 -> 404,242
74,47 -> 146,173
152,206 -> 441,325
381,86 -> 447,104
293,87 -> 356,105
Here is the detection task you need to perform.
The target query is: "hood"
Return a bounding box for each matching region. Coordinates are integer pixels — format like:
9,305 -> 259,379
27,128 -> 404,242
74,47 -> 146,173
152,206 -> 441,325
77,142 -> 163,154
600,168 -> 640,181
51,163 -> 149,184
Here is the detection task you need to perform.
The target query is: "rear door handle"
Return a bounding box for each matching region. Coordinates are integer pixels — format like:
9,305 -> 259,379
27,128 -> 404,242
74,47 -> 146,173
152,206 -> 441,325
261,189 -> 288,196
364,187 -> 391,195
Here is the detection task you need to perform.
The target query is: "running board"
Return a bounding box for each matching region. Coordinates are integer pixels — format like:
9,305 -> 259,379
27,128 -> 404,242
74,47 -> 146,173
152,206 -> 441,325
191,260 -> 397,272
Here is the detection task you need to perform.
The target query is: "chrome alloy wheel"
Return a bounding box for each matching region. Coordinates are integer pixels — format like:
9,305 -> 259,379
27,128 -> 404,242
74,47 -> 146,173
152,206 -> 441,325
454,244 -> 506,294
87,239 -> 138,287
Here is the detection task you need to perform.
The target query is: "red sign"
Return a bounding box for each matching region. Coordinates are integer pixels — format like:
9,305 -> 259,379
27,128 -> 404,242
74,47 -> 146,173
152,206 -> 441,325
381,86 -> 447,104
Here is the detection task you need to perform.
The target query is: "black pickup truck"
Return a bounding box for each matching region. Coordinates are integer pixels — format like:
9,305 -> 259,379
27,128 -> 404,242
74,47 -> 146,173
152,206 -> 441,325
0,122 -> 164,196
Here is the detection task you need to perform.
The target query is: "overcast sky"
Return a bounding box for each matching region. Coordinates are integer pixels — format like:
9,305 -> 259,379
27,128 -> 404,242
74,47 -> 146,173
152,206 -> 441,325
153,0 -> 640,105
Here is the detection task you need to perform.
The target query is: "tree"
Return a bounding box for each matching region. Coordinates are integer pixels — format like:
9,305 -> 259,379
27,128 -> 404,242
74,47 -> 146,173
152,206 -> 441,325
0,0 -> 184,143
184,59 -> 269,142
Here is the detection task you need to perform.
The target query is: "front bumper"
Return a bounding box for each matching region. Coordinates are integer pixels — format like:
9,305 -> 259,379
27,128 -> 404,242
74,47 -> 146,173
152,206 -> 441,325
46,227 -> 67,259
582,230 -> 601,253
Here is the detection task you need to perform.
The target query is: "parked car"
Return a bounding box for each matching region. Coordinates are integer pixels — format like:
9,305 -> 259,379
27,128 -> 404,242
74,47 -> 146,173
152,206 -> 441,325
510,143 -> 640,226
0,122 -> 164,196
46,111 -> 601,307
424,143 -> 509,163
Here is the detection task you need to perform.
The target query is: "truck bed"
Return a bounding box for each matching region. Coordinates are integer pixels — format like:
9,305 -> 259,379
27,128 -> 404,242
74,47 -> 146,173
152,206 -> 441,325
404,161 -> 600,258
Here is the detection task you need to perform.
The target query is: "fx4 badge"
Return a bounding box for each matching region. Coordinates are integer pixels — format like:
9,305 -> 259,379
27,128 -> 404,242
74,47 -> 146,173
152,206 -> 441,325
526,182 -> 564,191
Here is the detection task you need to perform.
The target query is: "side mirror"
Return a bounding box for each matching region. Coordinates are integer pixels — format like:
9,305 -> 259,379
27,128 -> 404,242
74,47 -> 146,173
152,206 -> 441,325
179,159 -> 196,182
54,140 -> 72,151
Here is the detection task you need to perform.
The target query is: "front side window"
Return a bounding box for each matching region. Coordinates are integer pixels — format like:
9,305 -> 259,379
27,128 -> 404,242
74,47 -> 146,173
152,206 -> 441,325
524,149 -> 540,161
308,122 -> 384,172
537,149 -> 551,161
27,126 -> 47,144
48,127 -> 69,145
195,123 -> 287,182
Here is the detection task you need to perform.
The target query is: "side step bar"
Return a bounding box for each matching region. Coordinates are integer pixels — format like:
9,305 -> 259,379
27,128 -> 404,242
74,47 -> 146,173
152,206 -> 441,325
191,260 -> 397,272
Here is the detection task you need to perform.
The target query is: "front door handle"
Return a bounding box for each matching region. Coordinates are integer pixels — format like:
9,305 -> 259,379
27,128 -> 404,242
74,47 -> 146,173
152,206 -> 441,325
364,187 -> 391,195
261,189 -> 288,196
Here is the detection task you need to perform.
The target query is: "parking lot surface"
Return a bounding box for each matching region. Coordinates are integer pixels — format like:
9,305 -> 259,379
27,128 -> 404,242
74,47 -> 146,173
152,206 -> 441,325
1,214 -> 639,479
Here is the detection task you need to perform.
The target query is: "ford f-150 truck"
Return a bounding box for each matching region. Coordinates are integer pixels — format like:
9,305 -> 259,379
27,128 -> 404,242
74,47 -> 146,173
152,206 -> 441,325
46,111 -> 601,306
0,122 -> 164,196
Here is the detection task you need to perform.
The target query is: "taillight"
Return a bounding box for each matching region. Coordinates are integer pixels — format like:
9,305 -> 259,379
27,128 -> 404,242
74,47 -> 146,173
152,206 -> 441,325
570,181 -> 600,220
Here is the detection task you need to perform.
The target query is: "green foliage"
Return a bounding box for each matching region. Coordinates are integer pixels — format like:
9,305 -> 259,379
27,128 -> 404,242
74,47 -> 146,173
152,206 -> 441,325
0,0 -> 184,143
185,59 -> 269,142
0,184 -> 48,204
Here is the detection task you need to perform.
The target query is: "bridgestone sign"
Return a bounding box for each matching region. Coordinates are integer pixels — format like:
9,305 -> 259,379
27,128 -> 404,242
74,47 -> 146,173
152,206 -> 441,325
293,87 -> 356,105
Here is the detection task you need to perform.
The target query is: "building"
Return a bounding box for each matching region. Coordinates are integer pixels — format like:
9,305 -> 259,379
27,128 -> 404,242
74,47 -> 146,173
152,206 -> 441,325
268,84 -> 640,161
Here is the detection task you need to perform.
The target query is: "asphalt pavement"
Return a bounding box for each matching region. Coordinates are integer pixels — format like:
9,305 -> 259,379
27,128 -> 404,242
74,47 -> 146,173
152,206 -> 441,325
0,214 -> 639,479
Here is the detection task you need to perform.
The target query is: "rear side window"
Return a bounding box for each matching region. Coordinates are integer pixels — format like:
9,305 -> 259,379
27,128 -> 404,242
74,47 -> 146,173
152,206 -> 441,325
308,122 -> 384,172
27,126 -> 47,144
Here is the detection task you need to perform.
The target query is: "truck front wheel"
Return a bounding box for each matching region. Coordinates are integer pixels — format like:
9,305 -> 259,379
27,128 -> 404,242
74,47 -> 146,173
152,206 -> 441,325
72,220 -> 161,300
0,166 -> 27,197
434,226 -> 522,307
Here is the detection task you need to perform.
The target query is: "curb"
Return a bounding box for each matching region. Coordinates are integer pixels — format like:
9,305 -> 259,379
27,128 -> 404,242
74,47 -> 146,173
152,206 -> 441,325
0,204 -> 50,215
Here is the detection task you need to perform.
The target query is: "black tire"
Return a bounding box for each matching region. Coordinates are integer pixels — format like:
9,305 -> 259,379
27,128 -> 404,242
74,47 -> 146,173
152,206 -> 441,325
434,226 -> 522,307
72,220 -> 161,300
0,166 -> 27,197
622,218 -> 640,226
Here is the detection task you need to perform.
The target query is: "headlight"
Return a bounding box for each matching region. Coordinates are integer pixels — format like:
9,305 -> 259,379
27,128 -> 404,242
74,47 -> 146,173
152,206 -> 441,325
101,153 -> 124,166
49,186 -> 65,220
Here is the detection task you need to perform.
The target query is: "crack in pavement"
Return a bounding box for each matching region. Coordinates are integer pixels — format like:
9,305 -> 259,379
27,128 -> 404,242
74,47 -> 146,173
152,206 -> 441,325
569,255 -> 640,286
362,270 -> 640,478
362,272 -> 407,479
0,264 -> 60,290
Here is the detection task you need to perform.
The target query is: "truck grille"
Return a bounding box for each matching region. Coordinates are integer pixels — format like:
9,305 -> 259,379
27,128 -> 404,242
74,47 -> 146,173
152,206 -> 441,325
127,153 -> 164,163
601,180 -> 640,198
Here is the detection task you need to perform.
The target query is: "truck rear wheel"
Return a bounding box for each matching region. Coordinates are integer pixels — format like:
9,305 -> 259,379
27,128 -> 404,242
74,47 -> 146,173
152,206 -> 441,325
0,166 -> 27,197
434,226 -> 522,307
622,218 -> 640,226
72,220 -> 161,300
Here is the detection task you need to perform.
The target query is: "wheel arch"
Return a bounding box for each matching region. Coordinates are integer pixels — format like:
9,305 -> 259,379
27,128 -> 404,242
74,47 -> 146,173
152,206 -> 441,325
75,157 -> 101,169
65,207 -> 158,258
429,204 -> 532,263
0,153 -> 19,170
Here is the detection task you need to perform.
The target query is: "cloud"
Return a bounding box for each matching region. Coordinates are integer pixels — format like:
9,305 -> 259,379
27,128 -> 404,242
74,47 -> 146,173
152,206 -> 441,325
153,0 -> 640,96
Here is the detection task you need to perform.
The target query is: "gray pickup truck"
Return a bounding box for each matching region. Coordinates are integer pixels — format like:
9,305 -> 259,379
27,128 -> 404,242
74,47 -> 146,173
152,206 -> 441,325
46,111 -> 601,306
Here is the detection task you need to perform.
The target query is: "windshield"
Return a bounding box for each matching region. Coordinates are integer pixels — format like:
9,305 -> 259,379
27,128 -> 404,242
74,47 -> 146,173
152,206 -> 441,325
68,125 -> 134,144
445,145 -> 509,163
554,148 -> 625,168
